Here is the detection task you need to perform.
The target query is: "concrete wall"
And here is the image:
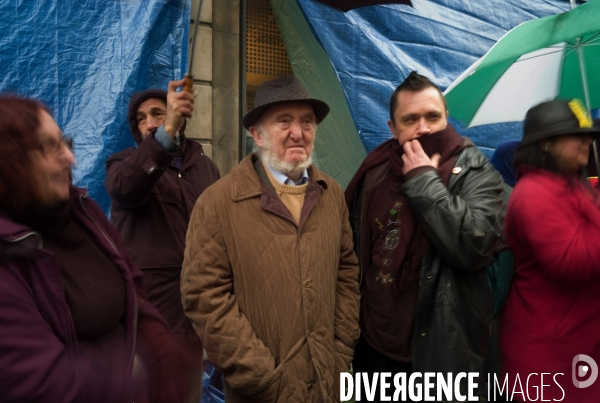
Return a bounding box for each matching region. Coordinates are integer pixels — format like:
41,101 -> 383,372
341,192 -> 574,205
187,0 -> 242,175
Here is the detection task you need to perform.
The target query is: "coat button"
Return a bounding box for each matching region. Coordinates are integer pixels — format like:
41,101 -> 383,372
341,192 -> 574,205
427,275 -> 433,280
178,173 -> 182,178
421,332 -> 426,337
308,184 -> 315,191
148,166 -> 155,173
303,280 -> 311,288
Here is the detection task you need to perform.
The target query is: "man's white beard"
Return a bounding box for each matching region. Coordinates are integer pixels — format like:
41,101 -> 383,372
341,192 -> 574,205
259,132 -> 313,178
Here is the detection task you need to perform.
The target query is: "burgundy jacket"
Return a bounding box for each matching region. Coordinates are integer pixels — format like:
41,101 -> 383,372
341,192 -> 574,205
0,186 -> 161,402
105,133 -> 219,270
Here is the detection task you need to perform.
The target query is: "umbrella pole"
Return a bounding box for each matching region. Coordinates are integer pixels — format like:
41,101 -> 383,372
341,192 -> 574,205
575,37 -> 600,176
184,0 -> 205,93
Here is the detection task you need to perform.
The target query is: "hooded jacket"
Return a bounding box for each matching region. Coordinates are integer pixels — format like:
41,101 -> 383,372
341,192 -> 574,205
181,154 -> 361,403
105,91 -> 219,339
0,186 -> 161,402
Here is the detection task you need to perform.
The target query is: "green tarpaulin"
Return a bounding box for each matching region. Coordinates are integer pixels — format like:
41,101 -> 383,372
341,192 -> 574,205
269,0 -> 367,189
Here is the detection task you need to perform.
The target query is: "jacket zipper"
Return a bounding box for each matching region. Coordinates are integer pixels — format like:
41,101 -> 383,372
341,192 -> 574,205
3,231 -> 43,249
78,193 -> 139,373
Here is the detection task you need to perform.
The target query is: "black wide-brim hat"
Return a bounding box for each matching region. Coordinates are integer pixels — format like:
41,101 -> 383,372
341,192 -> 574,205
242,76 -> 330,130
520,99 -> 600,147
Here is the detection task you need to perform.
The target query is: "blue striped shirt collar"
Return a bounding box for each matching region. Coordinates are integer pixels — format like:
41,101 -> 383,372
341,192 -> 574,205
264,162 -> 309,186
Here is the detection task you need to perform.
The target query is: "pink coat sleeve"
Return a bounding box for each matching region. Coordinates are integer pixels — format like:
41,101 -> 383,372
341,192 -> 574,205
505,179 -> 600,284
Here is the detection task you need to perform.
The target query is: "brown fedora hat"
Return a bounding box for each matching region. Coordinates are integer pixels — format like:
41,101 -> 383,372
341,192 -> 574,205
242,76 -> 330,130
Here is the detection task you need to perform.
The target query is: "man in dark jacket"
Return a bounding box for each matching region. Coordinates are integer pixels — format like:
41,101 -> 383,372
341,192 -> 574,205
346,71 -> 503,401
105,78 -> 220,403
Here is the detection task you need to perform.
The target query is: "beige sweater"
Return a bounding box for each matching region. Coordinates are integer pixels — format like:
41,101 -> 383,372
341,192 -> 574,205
263,163 -> 308,225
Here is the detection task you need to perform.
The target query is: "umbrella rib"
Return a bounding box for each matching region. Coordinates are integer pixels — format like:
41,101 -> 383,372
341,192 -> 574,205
562,39 -> 600,58
563,31 -> 600,50
512,48 -> 564,63
563,42 -> 600,61
581,30 -> 600,46
563,46 -> 579,60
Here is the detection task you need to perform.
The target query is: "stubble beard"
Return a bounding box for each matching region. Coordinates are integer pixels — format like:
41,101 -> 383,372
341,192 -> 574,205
259,131 -> 313,178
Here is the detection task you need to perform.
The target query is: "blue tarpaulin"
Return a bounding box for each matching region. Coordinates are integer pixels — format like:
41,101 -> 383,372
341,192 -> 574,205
297,0 -> 576,157
0,0 -> 190,212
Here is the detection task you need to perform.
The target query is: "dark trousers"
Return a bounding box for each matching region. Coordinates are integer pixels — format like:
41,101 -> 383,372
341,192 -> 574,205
484,320 -> 513,402
142,267 -> 203,403
352,336 -> 414,403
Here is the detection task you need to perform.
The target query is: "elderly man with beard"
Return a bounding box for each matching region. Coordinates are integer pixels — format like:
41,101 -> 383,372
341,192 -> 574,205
181,76 -> 361,403
345,71 -> 503,401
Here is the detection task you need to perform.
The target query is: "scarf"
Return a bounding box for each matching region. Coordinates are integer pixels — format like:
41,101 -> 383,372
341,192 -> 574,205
365,126 -> 465,293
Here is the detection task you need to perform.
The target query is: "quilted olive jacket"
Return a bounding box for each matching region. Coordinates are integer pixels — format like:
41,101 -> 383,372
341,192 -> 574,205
181,154 -> 361,403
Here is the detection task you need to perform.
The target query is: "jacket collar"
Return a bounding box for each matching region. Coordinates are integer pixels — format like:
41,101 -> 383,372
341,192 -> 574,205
0,210 -> 37,244
0,186 -> 87,242
231,153 -> 329,202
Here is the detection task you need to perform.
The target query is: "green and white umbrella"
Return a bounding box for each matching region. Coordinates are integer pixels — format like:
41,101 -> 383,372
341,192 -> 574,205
444,0 -> 600,128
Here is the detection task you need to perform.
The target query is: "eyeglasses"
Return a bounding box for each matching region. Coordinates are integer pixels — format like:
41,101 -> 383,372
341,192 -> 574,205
38,135 -> 73,156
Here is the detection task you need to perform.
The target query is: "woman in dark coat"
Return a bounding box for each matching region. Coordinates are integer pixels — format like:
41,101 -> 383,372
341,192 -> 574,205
0,96 -> 193,403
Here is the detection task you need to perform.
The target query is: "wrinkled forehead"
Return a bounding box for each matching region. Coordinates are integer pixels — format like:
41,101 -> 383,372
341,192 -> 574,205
137,98 -> 167,114
261,101 -> 316,122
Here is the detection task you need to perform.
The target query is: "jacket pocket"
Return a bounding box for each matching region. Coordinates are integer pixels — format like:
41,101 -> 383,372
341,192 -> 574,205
154,185 -> 182,204
244,365 -> 291,402
334,340 -> 354,374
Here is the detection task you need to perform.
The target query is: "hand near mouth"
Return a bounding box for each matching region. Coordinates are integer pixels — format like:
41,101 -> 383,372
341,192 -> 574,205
401,139 -> 441,174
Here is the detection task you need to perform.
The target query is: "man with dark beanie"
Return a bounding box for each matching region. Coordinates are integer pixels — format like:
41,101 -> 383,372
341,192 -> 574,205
345,71 -> 503,401
105,78 -> 219,402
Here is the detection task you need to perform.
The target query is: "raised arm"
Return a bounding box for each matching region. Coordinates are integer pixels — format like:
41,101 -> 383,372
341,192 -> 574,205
105,78 -> 195,208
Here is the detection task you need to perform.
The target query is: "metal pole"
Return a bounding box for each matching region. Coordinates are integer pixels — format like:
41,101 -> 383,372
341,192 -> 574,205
188,0 -> 205,75
183,0 -> 205,92
576,39 -> 592,117
568,1 -> 598,177
574,36 -> 600,176
240,0 -> 248,161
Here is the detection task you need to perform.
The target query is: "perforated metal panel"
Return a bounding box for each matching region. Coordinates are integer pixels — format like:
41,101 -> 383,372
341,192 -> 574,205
246,0 -> 293,78
245,0 -> 294,156
246,85 -> 257,115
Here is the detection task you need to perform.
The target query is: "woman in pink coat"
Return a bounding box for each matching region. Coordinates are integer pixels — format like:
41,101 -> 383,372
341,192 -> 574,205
499,99 -> 600,402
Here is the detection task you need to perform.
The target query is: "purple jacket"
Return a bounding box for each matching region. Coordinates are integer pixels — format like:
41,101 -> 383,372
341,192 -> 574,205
0,186 -> 161,403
